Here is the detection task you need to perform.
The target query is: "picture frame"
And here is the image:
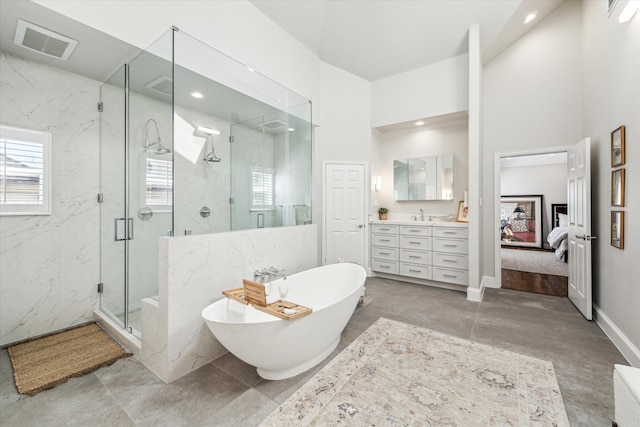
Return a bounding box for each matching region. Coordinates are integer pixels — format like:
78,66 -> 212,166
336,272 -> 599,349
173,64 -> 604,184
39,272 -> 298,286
611,211 -> 624,249
500,195 -> 544,248
611,168 -> 625,207
456,201 -> 469,223
611,125 -> 625,167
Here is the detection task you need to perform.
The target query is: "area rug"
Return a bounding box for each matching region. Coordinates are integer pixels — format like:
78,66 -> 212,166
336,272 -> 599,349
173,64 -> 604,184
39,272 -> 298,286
7,323 -> 131,395
502,248 -> 568,277
261,318 -> 569,426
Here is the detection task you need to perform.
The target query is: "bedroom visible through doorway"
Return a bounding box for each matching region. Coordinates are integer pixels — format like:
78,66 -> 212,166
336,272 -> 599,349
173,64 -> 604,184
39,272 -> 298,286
496,149 -> 569,297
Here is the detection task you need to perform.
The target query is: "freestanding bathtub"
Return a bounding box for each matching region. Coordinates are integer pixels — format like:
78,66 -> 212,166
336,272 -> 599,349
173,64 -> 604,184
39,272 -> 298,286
201,263 -> 366,380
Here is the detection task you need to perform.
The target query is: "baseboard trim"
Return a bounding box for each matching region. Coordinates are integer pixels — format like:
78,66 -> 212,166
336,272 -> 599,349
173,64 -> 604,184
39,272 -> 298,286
482,275 -> 499,289
467,282 -> 485,302
593,304 -> 640,367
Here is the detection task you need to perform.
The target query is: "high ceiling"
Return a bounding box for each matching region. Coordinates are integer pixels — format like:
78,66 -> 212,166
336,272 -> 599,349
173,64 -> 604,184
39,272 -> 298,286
250,0 -> 563,81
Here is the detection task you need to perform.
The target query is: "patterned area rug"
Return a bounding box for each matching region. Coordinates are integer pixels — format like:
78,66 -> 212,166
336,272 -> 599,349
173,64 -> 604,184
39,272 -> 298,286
261,318 -> 569,426
501,248 -> 568,277
7,323 -> 131,395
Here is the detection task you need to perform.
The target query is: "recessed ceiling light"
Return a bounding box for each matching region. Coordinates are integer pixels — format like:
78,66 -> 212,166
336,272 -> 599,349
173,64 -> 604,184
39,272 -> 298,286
247,66 -> 254,72
524,11 -> 537,24
415,121 -> 424,126
619,1 -> 639,23
287,127 -> 295,132
191,92 -> 203,99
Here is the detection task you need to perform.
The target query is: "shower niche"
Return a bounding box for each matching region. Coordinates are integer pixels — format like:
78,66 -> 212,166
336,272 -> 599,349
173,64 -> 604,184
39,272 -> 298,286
99,28 -> 312,338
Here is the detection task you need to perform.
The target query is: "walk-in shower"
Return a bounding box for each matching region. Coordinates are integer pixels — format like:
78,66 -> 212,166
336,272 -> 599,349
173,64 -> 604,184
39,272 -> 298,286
98,28 -> 312,340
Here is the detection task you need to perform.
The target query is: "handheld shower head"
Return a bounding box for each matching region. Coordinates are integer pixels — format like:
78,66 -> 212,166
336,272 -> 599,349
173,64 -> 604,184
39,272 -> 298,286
144,118 -> 172,155
202,134 -> 221,163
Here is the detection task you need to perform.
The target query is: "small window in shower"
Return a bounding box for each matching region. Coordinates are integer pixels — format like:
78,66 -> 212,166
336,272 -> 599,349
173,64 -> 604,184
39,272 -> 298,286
0,124 -> 51,216
145,158 -> 173,210
250,166 -> 274,211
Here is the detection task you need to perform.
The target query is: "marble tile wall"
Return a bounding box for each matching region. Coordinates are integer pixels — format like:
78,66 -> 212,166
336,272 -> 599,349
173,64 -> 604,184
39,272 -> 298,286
140,224 -> 318,382
0,53 -> 100,345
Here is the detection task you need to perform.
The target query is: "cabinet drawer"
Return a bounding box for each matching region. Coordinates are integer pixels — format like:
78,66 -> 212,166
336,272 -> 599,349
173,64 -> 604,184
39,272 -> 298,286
372,246 -> 399,261
372,233 -> 398,247
433,227 -> 468,239
372,259 -> 398,274
400,263 -> 432,280
433,252 -> 468,269
371,224 -> 398,234
433,267 -> 468,286
433,238 -> 468,254
399,225 -> 432,237
399,235 -> 432,250
400,249 -> 432,265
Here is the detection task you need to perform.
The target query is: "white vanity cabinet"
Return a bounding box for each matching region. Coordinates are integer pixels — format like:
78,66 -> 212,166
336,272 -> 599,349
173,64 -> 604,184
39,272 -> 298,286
371,222 -> 468,288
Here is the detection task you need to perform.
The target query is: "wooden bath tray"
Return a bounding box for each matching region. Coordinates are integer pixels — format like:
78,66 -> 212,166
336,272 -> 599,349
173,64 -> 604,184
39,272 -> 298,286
221,283 -> 312,320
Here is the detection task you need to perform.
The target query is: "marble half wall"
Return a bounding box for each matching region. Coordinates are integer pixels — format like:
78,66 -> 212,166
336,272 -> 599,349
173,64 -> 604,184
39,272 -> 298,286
141,224 -> 318,382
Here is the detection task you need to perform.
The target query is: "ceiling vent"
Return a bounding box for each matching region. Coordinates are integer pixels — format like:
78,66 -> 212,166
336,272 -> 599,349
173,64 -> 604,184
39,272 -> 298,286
145,75 -> 173,96
13,19 -> 78,61
262,119 -> 288,130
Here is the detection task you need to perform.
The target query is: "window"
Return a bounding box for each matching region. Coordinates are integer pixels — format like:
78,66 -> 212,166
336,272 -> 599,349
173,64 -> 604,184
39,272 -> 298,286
251,166 -> 274,210
0,125 -> 51,215
145,158 -> 172,210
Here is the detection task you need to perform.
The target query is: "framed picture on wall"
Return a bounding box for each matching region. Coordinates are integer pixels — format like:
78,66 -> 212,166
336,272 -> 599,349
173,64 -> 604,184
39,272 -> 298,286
500,195 -> 544,248
611,168 -> 625,207
611,211 -> 624,249
611,125 -> 625,167
456,201 -> 469,223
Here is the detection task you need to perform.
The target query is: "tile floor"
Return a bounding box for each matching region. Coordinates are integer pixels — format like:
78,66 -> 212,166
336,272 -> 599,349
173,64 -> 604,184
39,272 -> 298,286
0,277 -> 628,426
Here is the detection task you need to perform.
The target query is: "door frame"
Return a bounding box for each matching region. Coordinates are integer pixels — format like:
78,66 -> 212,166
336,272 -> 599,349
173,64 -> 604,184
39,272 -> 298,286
321,160 -> 370,267
493,145 -> 572,288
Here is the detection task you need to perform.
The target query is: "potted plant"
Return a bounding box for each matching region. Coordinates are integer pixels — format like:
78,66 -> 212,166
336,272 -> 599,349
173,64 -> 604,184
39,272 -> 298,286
378,207 -> 388,220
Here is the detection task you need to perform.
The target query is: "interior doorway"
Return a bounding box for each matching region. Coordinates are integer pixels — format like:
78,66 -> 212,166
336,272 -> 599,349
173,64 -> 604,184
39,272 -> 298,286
494,146 -> 571,296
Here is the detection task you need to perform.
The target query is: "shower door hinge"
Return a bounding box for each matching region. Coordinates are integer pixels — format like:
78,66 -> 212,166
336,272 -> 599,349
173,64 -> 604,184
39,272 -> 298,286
229,197 -> 234,204
97,102 -> 103,112
229,135 -> 234,143
97,193 -> 104,203
97,283 -> 103,293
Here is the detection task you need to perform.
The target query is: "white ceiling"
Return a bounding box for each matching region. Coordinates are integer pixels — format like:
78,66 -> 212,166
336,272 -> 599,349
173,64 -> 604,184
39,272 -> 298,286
250,0 -> 564,81
0,0 -> 563,85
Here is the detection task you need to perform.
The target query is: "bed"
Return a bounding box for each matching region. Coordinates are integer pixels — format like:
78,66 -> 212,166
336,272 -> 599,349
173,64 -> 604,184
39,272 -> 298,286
547,203 -> 568,262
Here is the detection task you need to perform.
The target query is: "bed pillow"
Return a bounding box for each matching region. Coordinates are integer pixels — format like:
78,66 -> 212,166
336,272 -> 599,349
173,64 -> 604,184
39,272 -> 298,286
510,219 -> 529,232
558,213 -> 568,227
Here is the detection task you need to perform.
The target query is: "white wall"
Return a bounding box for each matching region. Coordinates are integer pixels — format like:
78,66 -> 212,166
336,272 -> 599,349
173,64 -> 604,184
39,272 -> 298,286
372,118 -> 469,218
501,162 -> 568,248
582,0 -> 640,366
0,53 -> 100,345
371,55 -> 469,128
482,0 -> 583,277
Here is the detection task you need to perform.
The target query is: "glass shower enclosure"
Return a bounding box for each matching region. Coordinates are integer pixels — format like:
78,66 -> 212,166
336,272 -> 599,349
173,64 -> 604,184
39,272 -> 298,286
98,28 -> 312,339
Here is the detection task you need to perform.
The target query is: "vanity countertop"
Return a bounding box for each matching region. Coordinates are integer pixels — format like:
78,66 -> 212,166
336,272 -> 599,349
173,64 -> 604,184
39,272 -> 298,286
369,220 -> 468,228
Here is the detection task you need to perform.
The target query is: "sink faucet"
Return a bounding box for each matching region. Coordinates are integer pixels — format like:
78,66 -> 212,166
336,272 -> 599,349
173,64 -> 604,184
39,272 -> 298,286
419,209 -> 424,221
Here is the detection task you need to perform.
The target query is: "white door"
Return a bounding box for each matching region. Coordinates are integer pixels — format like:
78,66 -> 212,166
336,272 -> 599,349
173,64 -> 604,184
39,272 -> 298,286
567,137 -> 594,320
324,163 -> 366,266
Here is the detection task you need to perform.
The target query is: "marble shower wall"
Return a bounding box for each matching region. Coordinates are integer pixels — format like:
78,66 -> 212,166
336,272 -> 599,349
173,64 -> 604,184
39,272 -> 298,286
0,53 -> 100,346
140,224 -> 318,382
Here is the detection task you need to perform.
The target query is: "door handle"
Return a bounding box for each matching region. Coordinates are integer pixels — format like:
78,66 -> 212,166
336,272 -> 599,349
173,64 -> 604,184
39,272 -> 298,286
356,224 -> 364,228
575,234 -> 598,241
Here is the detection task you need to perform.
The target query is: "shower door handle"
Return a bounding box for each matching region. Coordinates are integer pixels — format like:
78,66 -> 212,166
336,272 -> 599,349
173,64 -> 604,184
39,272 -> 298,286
114,218 -> 134,241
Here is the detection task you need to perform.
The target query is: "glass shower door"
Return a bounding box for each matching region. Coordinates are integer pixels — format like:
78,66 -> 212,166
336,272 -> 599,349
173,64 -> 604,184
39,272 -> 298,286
99,65 -> 127,327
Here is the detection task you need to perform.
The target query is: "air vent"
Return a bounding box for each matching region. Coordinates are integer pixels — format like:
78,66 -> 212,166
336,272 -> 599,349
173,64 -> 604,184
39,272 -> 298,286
145,75 -> 173,96
262,119 -> 288,130
13,19 -> 78,60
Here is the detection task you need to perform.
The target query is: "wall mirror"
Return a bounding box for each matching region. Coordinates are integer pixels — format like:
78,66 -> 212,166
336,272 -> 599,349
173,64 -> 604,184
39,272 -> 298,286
393,154 -> 454,201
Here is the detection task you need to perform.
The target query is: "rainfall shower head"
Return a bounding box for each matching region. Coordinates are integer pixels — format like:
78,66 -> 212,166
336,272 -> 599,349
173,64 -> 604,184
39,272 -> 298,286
144,118 -> 172,155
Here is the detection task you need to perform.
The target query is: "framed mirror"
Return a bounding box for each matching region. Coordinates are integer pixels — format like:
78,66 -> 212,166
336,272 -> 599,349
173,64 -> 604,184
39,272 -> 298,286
393,154 -> 454,201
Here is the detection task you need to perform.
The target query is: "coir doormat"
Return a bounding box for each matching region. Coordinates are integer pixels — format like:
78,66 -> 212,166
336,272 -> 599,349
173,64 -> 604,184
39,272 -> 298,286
7,323 -> 131,395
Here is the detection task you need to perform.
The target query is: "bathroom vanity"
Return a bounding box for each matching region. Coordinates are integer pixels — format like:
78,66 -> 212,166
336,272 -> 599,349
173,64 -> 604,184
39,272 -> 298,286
370,220 -> 469,289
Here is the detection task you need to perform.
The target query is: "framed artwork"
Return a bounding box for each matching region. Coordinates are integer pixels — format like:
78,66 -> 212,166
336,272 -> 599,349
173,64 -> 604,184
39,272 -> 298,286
500,195 -> 544,248
611,125 -> 625,167
611,168 -> 625,207
611,211 -> 624,249
456,201 -> 469,223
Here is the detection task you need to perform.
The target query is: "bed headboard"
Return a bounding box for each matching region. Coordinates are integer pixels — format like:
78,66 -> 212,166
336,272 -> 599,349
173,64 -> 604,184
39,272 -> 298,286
551,203 -> 568,229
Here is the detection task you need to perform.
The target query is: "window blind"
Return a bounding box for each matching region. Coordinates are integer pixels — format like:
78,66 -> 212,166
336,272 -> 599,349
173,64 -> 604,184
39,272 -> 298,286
145,158 -> 173,207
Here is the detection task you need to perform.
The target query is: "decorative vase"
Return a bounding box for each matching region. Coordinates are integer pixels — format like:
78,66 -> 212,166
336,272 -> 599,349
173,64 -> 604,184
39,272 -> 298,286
380,213 -> 388,220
